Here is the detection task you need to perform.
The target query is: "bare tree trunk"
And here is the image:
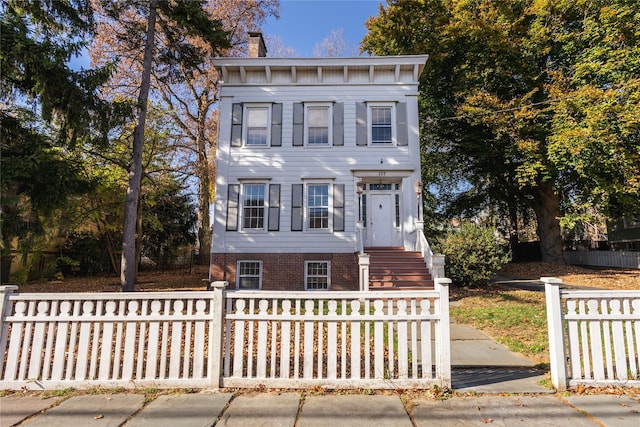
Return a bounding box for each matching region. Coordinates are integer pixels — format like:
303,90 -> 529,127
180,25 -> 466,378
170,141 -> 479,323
531,182 -> 565,264
99,221 -> 119,274
196,105 -> 212,264
121,0 -> 157,292
508,201 -> 519,257
135,205 -> 143,274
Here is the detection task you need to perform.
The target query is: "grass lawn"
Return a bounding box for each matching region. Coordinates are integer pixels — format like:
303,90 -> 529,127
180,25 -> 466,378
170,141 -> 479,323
451,287 -> 549,365
450,262 -> 639,366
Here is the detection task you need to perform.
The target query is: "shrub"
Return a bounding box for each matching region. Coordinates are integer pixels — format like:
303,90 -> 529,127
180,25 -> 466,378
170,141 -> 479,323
434,222 -> 511,287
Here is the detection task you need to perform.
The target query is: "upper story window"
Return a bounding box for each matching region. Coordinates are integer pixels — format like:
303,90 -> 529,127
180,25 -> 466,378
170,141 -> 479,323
356,102 -> 407,147
242,183 -> 266,230
293,102 -> 343,147
244,105 -> 270,146
305,104 -> 332,146
369,104 -> 394,145
231,103 -> 282,148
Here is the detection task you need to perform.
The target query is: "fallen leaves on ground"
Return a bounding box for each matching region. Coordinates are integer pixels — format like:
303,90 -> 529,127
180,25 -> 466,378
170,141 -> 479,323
498,262 -> 639,290
16,262 -> 639,293
17,265 -> 210,293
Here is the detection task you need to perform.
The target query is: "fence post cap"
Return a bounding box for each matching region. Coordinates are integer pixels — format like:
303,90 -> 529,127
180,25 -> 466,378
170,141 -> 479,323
435,278 -> 452,286
540,277 -> 563,284
0,285 -> 18,293
210,281 -> 229,289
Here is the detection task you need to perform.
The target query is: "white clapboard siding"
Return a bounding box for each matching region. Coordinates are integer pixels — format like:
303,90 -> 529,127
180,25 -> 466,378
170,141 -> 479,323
0,289 -> 219,390
216,97 -> 414,254
212,81 -> 423,255
545,279 -> 640,390
221,282 -> 450,389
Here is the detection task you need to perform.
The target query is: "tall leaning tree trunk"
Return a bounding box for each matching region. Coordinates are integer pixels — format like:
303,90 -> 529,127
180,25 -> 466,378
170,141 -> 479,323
121,0 -> 157,292
196,100 -> 212,265
531,182 -> 565,264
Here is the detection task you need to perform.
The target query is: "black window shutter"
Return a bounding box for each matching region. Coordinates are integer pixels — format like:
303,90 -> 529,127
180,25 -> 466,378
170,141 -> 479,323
268,184 -> 281,231
333,184 -> 345,232
291,184 -> 303,231
293,103 -> 304,146
355,102 -> 367,146
231,103 -> 243,147
226,184 -> 240,231
396,102 -> 408,146
271,103 -> 282,147
333,102 -> 344,146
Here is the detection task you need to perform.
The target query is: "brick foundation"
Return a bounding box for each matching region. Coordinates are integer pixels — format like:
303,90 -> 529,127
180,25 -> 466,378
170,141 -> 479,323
210,252 -> 358,291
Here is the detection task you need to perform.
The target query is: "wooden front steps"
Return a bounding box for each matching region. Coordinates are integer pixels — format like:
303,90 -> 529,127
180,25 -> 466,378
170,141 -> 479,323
366,247 -> 434,290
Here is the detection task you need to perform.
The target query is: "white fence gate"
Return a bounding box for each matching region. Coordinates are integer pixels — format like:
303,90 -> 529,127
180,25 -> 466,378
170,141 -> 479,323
545,278 -> 640,390
222,287 -> 451,389
0,280 -> 451,390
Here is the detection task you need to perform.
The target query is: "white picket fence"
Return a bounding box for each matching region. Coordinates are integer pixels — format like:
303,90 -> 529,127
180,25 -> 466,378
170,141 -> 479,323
563,250 -> 640,269
544,278 -> 640,390
0,287 -> 224,390
222,287 -> 451,389
0,280 -> 451,390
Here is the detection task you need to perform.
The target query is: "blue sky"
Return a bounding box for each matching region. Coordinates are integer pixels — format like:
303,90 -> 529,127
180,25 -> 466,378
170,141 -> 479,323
70,1 -> 382,68
262,0 -> 383,56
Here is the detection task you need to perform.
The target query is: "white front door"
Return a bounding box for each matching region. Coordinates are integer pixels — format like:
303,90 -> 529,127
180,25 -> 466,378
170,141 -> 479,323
370,194 -> 393,246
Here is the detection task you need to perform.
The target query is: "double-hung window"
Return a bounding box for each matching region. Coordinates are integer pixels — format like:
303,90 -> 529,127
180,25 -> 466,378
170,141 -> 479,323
356,101 -> 406,147
305,104 -> 331,146
291,182 -> 343,232
370,104 -> 394,145
244,105 -> 270,146
242,183 -> 266,230
307,184 -> 329,230
237,260 -> 262,289
305,261 -> 330,290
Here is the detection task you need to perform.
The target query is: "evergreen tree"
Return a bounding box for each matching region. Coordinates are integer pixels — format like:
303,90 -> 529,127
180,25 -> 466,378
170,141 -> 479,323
0,0 -> 114,281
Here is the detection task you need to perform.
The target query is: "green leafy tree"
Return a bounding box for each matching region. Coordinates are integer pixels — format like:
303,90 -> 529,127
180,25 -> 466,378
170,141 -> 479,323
73,103 -> 191,276
362,0 -> 640,263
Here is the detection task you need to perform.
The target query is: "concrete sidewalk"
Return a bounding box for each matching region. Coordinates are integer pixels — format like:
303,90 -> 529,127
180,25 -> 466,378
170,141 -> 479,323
2,391 -> 640,427
450,322 -> 550,393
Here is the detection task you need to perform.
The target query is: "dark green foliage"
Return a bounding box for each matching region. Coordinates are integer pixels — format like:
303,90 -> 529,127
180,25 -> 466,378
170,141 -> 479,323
141,183 -> 198,269
435,222 -> 511,287
1,0 -> 119,274
0,113 -> 93,257
58,232 -> 114,276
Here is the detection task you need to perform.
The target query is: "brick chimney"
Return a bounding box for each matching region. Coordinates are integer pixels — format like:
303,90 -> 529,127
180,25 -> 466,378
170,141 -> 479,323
248,32 -> 267,58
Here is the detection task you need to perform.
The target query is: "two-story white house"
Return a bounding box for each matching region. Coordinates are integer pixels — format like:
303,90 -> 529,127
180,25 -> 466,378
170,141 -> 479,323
210,33 -> 435,291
